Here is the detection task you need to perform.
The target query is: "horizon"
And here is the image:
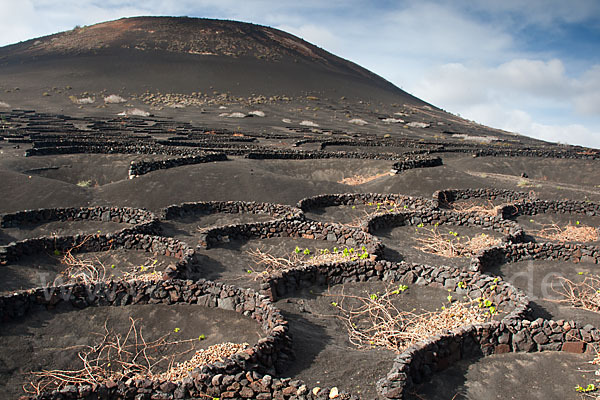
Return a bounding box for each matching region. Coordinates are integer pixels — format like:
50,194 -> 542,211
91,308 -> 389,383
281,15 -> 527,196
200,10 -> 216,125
0,1 -> 599,148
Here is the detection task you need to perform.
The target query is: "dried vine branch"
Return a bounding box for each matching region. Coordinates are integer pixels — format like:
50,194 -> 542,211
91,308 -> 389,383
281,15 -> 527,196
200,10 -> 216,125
25,317 -> 247,395
415,227 -> 500,258
327,286 -> 495,353
536,223 -> 598,243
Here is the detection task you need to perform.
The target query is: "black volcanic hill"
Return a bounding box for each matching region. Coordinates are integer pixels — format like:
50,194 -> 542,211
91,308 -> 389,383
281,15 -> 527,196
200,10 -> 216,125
0,16 -> 549,146
0,16 -> 424,104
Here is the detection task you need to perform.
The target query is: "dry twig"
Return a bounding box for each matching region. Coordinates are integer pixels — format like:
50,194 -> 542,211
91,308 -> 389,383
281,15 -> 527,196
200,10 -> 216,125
57,235 -> 107,284
154,342 -> 248,382
338,172 -> 392,186
415,227 -> 501,258
536,223 -> 598,243
328,286 -> 494,353
450,200 -> 503,217
245,246 -> 371,278
552,275 -> 600,313
120,257 -> 164,282
25,317 -> 246,395
342,200 -> 402,228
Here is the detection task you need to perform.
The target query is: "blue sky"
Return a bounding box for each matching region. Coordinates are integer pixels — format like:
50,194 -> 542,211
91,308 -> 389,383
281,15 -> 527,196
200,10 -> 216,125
1,0 -> 599,148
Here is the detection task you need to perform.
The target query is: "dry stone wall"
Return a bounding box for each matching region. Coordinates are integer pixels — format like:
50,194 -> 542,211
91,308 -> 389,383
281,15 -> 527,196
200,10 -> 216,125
0,279 -> 295,400
377,317 -> 600,399
297,193 -> 435,212
0,233 -> 194,280
0,206 -> 158,231
128,152 -> 227,177
433,188 -> 532,208
162,200 -> 301,221
199,219 -> 383,259
365,210 -> 524,241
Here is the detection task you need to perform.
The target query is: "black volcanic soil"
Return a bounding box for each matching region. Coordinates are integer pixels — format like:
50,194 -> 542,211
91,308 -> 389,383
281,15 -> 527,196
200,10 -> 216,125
456,156 -> 600,188
0,303 -> 262,399
514,213 -> 600,244
0,220 -> 128,245
305,203 -> 404,225
374,224 -> 504,269
410,351 -> 596,400
276,281 -> 452,398
194,237 -> 338,291
1,15 -> 600,399
3,153 -> 170,186
1,249 -> 177,294
486,259 -> 600,327
160,212 -> 276,245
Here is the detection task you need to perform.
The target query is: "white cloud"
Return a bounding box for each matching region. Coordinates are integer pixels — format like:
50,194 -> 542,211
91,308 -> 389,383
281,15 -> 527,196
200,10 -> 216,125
0,0 -> 39,44
495,59 -> 570,98
463,0 -> 600,27
380,2 -> 514,63
274,24 -> 341,51
528,122 -> 598,148
410,59 -> 577,107
0,1 -> 148,45
574,65 -> 600,116
408,58 -> 600,147
451,103 -> 600,149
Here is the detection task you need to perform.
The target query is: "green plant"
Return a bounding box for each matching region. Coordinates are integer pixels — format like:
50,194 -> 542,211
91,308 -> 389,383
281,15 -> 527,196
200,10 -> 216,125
76,180 -> 92,188
575,383 -> 596,393
489,277 -> 499,291
391,285 -> 409,295
477,297 -> 497,315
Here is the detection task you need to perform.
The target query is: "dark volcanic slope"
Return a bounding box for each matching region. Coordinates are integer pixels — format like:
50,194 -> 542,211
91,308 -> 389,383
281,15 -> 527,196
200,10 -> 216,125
1,17 -> 401,88
0,16 -> 423,104
0,17 -> 544,145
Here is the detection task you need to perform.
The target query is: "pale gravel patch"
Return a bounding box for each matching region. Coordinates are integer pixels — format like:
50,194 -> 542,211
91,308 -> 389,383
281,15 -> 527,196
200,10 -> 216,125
382,117 -> 404,123
348,118 -> 368,126
407,122 -> 430,128
118,108 -> 150,117
104,94 -> 127,104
